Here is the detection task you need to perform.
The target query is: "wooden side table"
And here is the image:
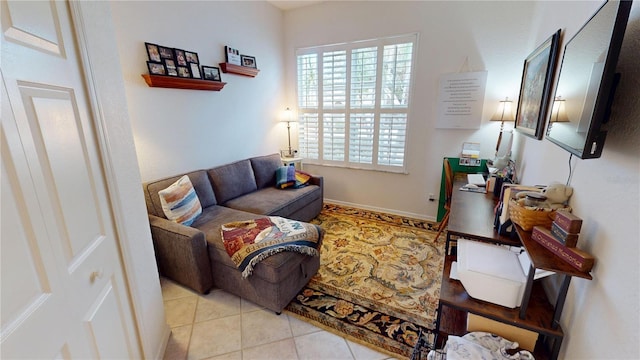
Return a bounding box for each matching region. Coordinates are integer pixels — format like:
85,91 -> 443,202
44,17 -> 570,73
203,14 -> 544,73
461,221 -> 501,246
281,157 -> 302,170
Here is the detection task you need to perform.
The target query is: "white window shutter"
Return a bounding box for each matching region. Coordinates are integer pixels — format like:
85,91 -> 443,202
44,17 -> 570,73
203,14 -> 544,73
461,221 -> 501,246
296,35 -> 415,172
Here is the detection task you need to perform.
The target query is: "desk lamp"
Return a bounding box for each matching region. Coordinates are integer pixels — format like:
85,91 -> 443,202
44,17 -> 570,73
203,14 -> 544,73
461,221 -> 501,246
490,97 -> 515,158
281,107 -> 298,158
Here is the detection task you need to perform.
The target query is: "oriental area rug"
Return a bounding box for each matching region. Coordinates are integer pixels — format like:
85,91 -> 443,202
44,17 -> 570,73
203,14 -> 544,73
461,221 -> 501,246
285,203 -> 446,358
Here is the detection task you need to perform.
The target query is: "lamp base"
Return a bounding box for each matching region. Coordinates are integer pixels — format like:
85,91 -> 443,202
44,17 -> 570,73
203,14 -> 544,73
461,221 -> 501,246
280,149 -> 298,158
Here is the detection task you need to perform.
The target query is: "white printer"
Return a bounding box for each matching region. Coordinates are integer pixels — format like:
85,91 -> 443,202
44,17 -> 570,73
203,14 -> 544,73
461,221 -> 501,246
454,239 -> 526,308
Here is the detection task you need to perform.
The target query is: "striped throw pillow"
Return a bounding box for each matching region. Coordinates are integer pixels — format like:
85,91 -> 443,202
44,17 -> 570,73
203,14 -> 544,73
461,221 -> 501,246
158,175 -> 202,226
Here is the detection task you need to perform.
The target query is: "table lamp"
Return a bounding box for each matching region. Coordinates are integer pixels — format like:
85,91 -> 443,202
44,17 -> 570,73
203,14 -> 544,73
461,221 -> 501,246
281,107 -> 298,158
490,97 -> 515,158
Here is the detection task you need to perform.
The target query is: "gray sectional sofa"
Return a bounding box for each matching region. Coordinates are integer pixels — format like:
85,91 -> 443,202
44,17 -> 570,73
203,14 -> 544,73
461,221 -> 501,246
143,153 -> 323,313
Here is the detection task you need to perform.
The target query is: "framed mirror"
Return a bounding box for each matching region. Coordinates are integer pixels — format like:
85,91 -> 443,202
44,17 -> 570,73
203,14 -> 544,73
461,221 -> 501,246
546,0 -> 632,159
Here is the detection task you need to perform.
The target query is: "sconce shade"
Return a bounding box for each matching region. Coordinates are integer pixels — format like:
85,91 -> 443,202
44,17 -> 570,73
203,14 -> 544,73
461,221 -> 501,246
550,97 -> 569,122
490,98 -> 515,122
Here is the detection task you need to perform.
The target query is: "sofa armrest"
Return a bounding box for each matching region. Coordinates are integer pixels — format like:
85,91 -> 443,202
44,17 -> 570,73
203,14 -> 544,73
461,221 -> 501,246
309,175 -> 323,188
148,214 -> 213,294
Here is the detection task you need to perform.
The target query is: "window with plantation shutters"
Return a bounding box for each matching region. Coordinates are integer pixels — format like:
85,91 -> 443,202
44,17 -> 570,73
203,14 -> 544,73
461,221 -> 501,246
295,34 -> 416,172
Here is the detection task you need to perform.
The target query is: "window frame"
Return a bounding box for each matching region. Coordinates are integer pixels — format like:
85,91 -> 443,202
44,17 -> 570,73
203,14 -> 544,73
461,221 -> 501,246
295,33 -> 418,174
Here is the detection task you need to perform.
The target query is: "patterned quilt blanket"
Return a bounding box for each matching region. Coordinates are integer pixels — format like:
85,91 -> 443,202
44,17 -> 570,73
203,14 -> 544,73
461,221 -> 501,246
221,216 -> 321,278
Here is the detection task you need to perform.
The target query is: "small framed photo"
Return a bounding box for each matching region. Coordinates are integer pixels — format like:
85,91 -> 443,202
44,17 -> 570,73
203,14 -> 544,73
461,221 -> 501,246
164,59 -> 178,76
145,42 -> 161,62
185,51 -> 199,64
158,46 -> 174,60
225,46 -> 241,65
147,61 -> 166,75
190,63 -> 201,79
177,66 -> 191,78
174,49 -> 188,66
241,55 -> 257,68
202,66 -> 221,81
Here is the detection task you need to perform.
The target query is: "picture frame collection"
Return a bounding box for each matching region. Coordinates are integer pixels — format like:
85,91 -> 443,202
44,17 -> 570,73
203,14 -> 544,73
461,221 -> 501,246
225,45 -> 257,69
145,42 -> 221,82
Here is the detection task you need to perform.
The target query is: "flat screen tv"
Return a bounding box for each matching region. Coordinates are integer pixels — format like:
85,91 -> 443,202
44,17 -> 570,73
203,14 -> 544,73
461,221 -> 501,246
546,0 -> 632,159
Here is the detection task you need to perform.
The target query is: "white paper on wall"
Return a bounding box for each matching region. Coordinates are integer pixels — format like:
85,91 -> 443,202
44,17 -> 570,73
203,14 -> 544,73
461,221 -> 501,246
436,71 -> 488,129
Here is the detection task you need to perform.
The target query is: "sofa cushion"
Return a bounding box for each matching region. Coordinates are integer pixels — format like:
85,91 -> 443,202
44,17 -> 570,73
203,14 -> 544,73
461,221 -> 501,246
223,185 -> 321,218
208,159 -> 258,204
158,175 -> 202,225
250,153 -> 282,189
144,170 -> 217,218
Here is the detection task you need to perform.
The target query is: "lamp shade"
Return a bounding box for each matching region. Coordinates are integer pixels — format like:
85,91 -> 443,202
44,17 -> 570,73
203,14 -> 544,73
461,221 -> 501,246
550,97 -> 569,122
490,98 -> 515,122
281,107 -> 297,123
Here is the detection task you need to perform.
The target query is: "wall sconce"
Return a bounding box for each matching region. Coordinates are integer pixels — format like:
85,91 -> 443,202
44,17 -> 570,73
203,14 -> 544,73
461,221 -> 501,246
490,97 -> 515,157
280,107 -> 298,158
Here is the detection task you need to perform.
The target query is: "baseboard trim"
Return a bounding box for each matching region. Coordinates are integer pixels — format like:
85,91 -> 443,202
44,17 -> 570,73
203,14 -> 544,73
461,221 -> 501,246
154,324 -> 171,360
324,198 -> 436,222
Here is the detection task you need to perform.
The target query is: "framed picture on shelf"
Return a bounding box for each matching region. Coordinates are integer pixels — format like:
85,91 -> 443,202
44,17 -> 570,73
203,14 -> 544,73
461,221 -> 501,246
177,66 -> 191,78
515,29 -> 560,139
164,59 -> 178,76
225,46 -> 241,65
202,66 -> 221,81
145,42 -> 161,62
185,51 -> 199,64
174,48 -> 188,66
190,63 -> 202,79
158,46 -> 174,60
241,55 -> 257,68
147,61 -> 166,75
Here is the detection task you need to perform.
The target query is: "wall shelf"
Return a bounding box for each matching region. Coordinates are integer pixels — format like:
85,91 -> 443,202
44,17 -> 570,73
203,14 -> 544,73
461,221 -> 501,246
219,62 -> 260,77
141,74 -> 226,91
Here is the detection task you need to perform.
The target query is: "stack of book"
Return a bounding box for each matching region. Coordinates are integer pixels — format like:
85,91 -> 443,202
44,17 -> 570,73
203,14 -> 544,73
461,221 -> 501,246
531,211 -> 595,272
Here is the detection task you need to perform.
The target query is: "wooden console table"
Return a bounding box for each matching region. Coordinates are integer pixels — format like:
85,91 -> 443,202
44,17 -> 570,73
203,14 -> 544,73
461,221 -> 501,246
436,178 -> 592,359
437,256 -> 563,359
446,178 -> 519,254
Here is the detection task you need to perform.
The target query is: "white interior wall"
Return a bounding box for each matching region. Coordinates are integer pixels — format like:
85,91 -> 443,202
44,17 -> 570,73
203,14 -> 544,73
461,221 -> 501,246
110,1 -> 287,182
105,1 -> 638,358
284,1 -> 638,358
284,1 -> 538,219
514,2 -> 640,359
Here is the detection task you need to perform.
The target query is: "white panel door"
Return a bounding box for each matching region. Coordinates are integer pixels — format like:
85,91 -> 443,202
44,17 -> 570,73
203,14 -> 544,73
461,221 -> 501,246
1,1 -> 140,358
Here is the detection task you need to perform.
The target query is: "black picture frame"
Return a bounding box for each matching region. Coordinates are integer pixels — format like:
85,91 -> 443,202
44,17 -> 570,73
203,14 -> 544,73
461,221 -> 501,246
174,48 -> 188,66
514,29 -> 561,140
189,63 -> 201,79
164,59 -> 178,77
158,46 -> 174,60
202,66 -> 222,81
240,55 -> 257,68
177,66 -> 191,78
145,42 -> 161,62
185,51 -> 199,64
147,61 -> 166,75
225,46 -> 241,65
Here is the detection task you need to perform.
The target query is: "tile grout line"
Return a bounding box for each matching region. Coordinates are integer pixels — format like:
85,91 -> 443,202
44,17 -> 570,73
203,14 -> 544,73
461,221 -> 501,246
287,312 -> 302,360
185,294 -> 199,359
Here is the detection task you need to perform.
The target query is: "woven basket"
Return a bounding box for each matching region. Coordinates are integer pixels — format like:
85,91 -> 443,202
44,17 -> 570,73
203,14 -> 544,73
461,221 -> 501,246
509,199 -> 562,231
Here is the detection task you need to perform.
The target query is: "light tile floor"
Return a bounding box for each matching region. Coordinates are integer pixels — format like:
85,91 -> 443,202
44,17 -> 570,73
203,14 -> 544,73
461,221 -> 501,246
161,278 -> 399,360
